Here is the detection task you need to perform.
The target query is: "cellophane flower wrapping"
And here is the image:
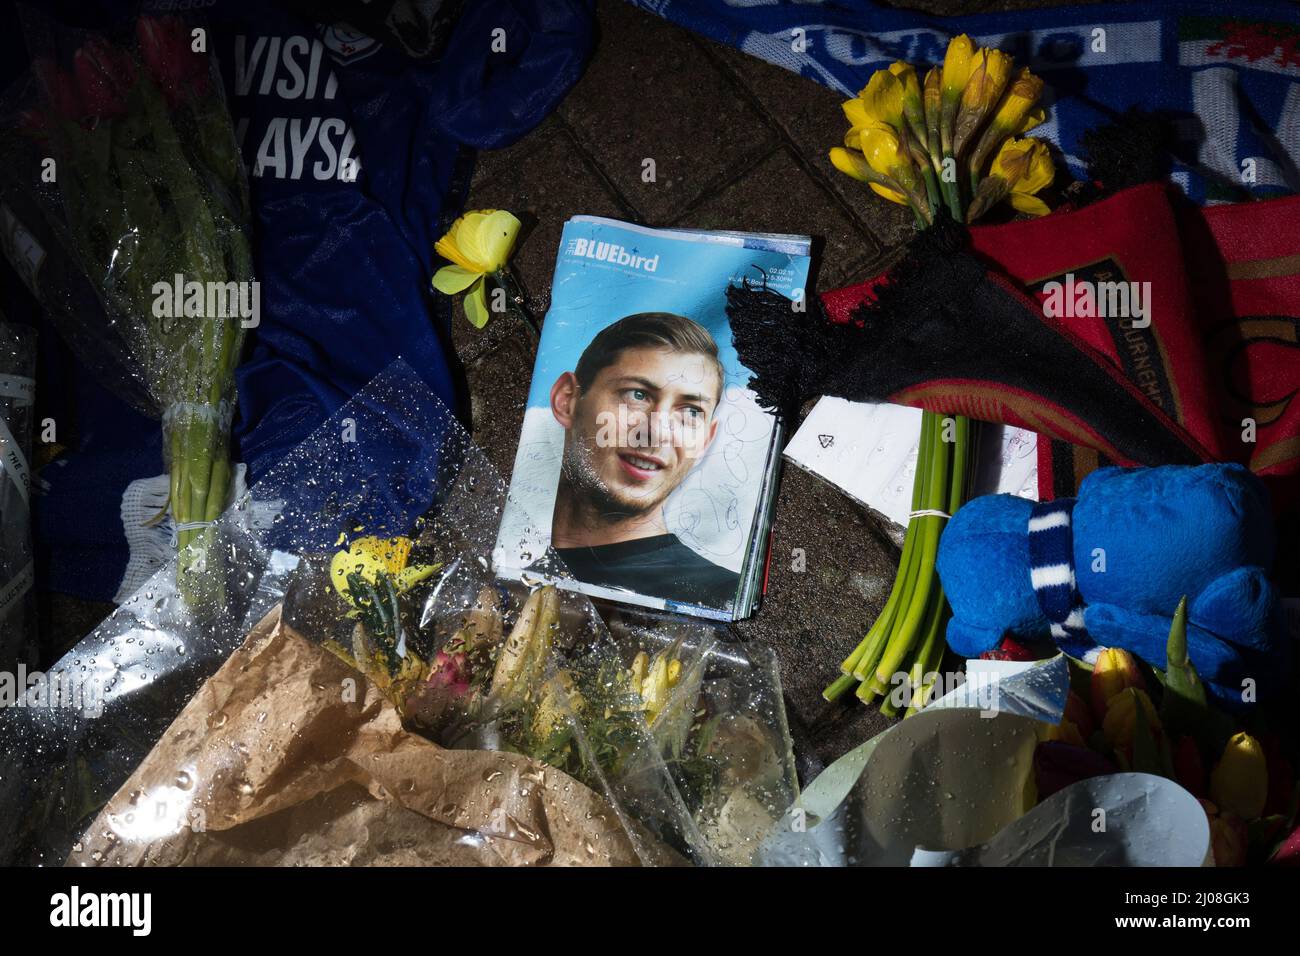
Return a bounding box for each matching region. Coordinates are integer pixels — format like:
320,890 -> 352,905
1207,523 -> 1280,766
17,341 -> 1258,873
0,319 -> 37,668
0,360 -> 795,866
5,8 -> 253,604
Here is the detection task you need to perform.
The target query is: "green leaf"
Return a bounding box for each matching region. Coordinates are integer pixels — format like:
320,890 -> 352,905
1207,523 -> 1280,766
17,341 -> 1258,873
1132,700 -> 1167,778
1160,596 -> 1209,742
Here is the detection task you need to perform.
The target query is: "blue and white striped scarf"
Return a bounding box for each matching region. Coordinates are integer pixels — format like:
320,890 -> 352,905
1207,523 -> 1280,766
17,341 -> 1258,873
1028,498 -> 1102,662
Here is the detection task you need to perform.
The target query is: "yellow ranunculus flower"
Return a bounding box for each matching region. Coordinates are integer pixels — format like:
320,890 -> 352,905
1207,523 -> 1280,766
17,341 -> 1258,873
991,137 -> 1054,216
828,147 -> 906,204
941,34 -> 976,101
431,209 -> 521,329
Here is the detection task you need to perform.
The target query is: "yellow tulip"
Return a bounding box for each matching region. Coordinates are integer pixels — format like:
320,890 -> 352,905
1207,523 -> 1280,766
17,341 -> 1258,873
1102,687 -> 1160,755
941,34 -> 976,102
1210,732 -> 1268,820
991,136 -> 1054,216
431,209 -> 521,329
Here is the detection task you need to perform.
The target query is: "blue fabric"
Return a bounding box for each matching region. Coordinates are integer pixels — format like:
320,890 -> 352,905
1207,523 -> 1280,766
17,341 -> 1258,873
5,0 -> 595,602
938,464 -> 1287,705
632,0 -> 1300,203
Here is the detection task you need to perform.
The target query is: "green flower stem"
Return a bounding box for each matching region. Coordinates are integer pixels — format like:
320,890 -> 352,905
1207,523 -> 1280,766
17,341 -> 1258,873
824,673 -> 859,703
849,412 -> 934,674
493,267 -> 539,339
919,164 -> 942,218
904,591 -> 949,717
868,410 -> 952,697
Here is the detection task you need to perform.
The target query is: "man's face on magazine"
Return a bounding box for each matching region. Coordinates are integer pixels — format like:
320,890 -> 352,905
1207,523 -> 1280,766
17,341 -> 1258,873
557,346 -> 721,515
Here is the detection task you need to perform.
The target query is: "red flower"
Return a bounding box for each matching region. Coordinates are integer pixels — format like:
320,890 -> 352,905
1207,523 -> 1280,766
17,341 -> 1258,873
31,58 -> 84,121
426,650 -> 471,697
73,37 -> 136,120
136,15 -> 211,108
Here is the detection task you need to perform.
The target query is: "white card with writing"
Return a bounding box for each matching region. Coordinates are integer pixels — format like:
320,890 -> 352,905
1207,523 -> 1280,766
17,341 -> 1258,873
783,397 -> 1038,528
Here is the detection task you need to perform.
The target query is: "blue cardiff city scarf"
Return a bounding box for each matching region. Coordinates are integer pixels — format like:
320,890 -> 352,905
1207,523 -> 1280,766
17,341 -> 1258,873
630,0 -> 1300,203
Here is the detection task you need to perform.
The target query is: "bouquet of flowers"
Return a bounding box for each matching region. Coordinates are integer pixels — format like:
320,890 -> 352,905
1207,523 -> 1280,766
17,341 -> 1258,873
823,35 -> 1055,714
323,532 -> 798,865
18,13 -> 252,605
1038,604 -> 1299,866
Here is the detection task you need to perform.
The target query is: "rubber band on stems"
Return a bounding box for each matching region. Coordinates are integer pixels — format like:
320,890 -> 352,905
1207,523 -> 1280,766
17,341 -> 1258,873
909,509 -> 951,520
170,519 -> 216,548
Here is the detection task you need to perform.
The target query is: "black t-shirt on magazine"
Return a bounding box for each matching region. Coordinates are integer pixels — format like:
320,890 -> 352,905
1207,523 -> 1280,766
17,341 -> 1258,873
554,534 -> 738,610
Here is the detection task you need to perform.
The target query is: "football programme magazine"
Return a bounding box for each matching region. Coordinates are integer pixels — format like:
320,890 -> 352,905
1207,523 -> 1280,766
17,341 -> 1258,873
493,216 -> 812,621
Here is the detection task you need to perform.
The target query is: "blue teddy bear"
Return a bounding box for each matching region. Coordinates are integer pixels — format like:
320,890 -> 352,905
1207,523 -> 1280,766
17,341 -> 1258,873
935,463 -> 1286,706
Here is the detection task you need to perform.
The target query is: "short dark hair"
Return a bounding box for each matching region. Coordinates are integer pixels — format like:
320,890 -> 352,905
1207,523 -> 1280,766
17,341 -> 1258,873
574,312 -> 725,406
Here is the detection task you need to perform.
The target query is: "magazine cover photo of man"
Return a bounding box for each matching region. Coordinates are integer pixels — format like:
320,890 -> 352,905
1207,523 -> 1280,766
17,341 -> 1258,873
548,312 -> 740,608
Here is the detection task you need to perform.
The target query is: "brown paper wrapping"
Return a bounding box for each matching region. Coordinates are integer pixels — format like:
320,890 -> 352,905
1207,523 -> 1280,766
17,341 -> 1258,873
68,607 -> 670,867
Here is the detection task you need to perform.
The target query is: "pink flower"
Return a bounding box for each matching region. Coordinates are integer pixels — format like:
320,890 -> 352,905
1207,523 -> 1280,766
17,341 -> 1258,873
427,650 -> 471,698
136,15 -> 211,108
31,58 -> 84,121
73,37 -> 136,120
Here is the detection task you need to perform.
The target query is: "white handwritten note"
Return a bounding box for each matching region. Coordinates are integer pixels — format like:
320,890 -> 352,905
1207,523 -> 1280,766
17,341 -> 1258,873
783,397 -> 1038,528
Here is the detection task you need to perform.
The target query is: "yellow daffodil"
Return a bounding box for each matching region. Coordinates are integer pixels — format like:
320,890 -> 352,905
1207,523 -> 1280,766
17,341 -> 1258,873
991,136 -> 1054,215
1018,106 -> 1047,134
889,61 -> 926,142
953,48 -> 1012,157
331,535 -> 440,601
431,209 -> 521,329
967,68 -> 1047,180
859,69 -> 905,129
940,34 -> 976,103
961,48 -> 1013,111
991,68 -> 1046,137
923,66 -> 942,158
829,146 -> 907,204
859,121 -> 925,202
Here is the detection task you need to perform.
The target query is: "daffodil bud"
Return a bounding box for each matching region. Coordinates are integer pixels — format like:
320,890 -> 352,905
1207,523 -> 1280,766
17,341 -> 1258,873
940,34 -> 976,103
1210,732 -> 1268,820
